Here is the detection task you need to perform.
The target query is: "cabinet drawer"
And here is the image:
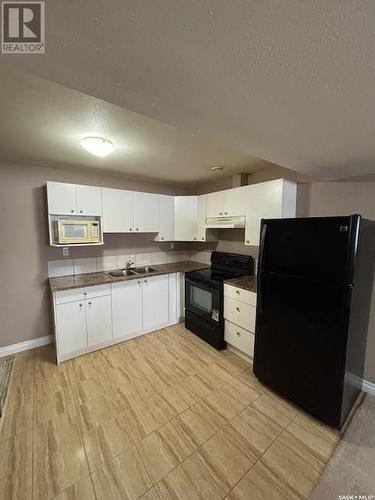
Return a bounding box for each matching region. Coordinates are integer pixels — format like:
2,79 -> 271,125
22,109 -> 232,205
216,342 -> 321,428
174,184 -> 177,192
224,284 -> 257,306
225,320 -> 254,357
224,296 -> 256,332
55,284 -> 111,304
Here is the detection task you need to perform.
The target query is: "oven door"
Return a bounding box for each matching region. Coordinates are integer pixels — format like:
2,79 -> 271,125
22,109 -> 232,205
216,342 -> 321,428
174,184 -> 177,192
185,277 -> 222,324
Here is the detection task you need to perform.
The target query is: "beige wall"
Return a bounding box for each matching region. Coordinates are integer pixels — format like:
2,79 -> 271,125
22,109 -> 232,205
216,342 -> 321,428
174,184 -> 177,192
0,161 -> 189,349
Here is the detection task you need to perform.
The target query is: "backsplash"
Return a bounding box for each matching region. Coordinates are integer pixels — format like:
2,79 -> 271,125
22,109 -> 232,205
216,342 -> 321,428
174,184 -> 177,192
48,250 -> 212,278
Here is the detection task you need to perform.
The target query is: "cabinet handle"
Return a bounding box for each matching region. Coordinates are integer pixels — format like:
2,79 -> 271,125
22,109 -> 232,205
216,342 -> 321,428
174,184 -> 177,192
225,212 -> 228,215
130,228 -> 133,231
236,331 -> 241,336
83,291 -> 87,296
144,279 -> 148,283
219,212 -> 223,215
71,209 -> 75,213
246,240 -> 250,244
80,210 -> 83,214
79,303 -> 83,308
193,237 -> 197,240
88,302 -> 92,306
136,228 -> 139,231
236,307 -> 240,312
161,237 -> 164,240
137,280 -> 141,284
236,290 -> 240,295
201,237 -> 204,240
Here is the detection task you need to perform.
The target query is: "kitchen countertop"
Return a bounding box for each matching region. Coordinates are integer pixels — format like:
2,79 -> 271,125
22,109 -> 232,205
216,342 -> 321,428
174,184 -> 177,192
49,261 -> 209,293
224,275 -> 257,293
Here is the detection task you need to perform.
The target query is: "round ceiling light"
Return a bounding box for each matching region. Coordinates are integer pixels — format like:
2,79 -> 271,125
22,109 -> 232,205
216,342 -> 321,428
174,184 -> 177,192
211,166 -> 225,172
80,137 -> 115,157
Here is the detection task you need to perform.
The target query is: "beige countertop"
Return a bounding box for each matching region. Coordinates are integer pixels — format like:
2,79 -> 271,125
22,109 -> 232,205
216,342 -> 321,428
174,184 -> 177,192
49,261 -> 209,293
224,275 -> 257,293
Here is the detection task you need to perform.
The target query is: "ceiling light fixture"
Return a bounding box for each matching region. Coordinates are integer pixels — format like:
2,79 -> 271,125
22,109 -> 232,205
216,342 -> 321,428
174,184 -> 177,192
211,166 -> 225,172
80,137 -> 115,157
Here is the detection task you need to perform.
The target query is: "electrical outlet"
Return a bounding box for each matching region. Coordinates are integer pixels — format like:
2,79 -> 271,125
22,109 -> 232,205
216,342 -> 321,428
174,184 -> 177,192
62,247 -> 69,257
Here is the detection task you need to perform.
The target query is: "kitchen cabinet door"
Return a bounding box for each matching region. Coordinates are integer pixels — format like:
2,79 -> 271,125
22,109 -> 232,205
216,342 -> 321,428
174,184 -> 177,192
56,301 -> 87,355
224,186 -> 247,216
47,181 -> 77,215
206,191 -> 223,218
76,184 -> 102,216
174,196 -> 198,241
155,195 -> 174,241
86,295 -> 113,346
142,274 -> 169,330
245,179 -> 296,246
132,192 -> 159,232
112,279 -> 143,339
102,188 -> 133,233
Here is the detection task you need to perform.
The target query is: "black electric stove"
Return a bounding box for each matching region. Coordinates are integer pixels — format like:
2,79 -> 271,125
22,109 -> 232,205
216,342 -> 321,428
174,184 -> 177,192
185,251 -> 254,349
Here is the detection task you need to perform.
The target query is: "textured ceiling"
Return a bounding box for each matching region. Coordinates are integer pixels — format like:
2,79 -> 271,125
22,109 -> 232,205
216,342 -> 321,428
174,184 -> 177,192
0,69 -> 277,184
2,0 -> 375,180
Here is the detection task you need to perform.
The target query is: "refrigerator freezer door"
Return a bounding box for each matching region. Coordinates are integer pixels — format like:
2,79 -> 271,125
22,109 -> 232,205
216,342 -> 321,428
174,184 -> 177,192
254,271 -> 351,428
259,216 -> 359,284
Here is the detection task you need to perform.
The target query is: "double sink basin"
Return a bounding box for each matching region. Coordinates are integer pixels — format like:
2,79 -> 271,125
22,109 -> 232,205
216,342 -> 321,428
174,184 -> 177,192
106,266 -> 158,278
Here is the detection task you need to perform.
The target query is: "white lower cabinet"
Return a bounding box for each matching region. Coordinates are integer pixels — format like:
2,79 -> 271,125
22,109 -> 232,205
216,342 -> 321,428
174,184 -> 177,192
86,295 -> 113,345
112,279 -> 143,339
54,273 -> 183,362
56,301 -> 87,355
143,275 -> 169,330
224,284 -> 257,359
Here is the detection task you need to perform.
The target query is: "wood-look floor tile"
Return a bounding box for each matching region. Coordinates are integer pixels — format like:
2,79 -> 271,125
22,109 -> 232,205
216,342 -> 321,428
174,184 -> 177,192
227,462 -> 293,500
276,413 -> 340,474
0,469 -> 32,500
0,429 -> 32,480
139,486 -> 160,500
5,380 -> 33,413
33,414 -> 89,499
71,372 -> 115,406
0,403 -> 33,440
256,433 -> 322,499
229,405 -> 283,457
35,388 -> 76,425
174,403 -> 220,447
78,395 -> 117,432
82,414 -> 136,471
195,426 -> 257,497
202,382 -> 259,423
235,368 -> 265,392
51,475 -> 95,500
137,419 -> 196,483
111,390 -> 161,436
156,453 -> 223,500
250,393 -> 298,429
216,352 -> 250,376
91,445 -> 152,500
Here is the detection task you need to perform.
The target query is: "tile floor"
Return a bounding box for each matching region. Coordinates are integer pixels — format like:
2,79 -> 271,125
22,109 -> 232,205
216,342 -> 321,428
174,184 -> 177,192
0,323 -> 340,500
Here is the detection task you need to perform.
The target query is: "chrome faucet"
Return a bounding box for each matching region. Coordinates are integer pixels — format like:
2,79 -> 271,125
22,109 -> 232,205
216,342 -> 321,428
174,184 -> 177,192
126,259 -> 135,269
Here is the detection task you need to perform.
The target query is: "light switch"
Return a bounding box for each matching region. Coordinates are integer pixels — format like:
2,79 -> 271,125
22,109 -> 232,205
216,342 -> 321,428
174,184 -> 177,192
62,247 -> 69,257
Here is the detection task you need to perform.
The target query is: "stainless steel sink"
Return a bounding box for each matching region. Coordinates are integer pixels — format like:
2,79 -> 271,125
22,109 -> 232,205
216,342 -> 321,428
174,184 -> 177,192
132,266 -> 158,274
106,269 -> 137,278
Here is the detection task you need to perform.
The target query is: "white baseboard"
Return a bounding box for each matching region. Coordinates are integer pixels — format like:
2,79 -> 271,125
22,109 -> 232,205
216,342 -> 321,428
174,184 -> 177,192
362,378 -> 375,396
0,335 -> 53,358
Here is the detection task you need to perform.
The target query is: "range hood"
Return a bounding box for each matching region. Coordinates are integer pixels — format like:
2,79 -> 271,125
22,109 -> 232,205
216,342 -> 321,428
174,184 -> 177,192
205,216 -> 245,229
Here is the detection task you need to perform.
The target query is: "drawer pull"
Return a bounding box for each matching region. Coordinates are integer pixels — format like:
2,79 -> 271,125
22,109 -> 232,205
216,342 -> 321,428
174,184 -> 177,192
236,290 -> 240,295
83,291 -> 87,296
236,331 -> 241,336
236,307 -> 240,312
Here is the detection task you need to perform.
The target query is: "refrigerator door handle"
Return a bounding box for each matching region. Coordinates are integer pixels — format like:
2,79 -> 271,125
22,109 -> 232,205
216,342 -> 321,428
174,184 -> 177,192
257,222 -> 268,315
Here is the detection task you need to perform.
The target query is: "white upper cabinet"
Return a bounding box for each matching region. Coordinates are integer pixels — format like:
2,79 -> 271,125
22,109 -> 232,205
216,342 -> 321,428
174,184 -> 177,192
102,188 -> 133,233
155,195 -> 174,241
47,181 -> 102,216
47,182 -> 77,215
245,179 -> 297,246
132,192 -> 159,233
196,195 -> 218,242
174,196 -> 198,241
225,186 -> 247,216
206,186 -> 247,218
76,185 -> 102,216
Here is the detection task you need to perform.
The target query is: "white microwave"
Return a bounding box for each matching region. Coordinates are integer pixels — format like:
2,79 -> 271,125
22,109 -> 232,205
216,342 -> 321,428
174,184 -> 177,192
56,220 -> 100,244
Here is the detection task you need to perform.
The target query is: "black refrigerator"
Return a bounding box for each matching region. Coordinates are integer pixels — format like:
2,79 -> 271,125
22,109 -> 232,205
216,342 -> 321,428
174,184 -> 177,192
253,215 -> 375,429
